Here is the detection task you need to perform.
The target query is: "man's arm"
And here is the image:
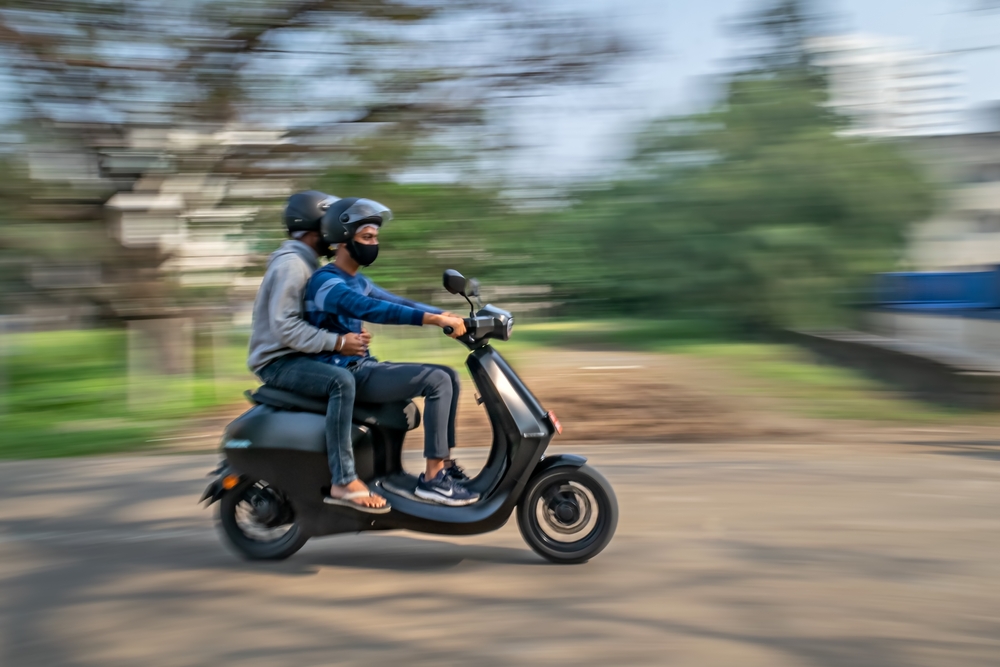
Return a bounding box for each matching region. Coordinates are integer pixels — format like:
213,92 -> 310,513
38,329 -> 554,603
268,257 -> 341,352
316,275 -> 427,326
367,282 -> 443,315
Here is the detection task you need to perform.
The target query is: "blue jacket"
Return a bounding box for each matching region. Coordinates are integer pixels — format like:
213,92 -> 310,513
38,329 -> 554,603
304,264 -> 443,366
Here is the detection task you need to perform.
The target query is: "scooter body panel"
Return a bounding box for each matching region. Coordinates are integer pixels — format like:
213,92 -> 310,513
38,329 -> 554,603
222,447 -> 369,536
223,404 -> 326,454
224,404 -> 380,482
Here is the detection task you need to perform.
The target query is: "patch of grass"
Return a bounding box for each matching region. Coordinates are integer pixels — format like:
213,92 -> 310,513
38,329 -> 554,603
2,319 -> 993,458
371,320 -> 986,423
511,318 -> 729,350
245,320 -> 1000,426
0,329 -> 255,458
503,320 -> 993,424
658,342 -> 990,424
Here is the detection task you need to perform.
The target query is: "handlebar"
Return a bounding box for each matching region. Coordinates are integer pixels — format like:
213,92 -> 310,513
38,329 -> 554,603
437,303 -> 513,345
442,317 -> 475,337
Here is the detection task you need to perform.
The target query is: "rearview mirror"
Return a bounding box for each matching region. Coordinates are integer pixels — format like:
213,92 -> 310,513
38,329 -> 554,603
466,278 -> 481,298
443,269 -> 467,295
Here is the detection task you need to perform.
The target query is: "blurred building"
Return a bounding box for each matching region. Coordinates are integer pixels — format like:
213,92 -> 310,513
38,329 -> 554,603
104,127 -> 295,289
854,131 -> 1000,376
810,34 -> 963,138
905,132 -> 1000,269
20,124 -> 299,327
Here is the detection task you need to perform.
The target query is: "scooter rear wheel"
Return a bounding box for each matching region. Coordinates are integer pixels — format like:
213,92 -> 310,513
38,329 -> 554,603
218,478 -> 308,560
517,464 -> 618,564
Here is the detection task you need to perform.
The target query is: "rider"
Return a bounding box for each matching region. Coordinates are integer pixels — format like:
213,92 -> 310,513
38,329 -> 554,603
304,197 -> 479,506
248,191 -> 389,513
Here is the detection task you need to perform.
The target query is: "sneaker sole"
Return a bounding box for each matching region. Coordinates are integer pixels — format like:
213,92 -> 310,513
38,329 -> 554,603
414,487 -> 479,506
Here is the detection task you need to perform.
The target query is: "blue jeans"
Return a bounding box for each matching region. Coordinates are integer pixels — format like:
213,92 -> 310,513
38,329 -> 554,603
258,354 -> 357,486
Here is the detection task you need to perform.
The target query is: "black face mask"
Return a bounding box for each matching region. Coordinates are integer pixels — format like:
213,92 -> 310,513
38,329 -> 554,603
347,240 -> 379,267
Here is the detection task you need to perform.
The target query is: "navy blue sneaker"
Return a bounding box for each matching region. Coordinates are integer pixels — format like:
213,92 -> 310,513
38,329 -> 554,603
415,469 -> 479,506
443,459 -> 469,482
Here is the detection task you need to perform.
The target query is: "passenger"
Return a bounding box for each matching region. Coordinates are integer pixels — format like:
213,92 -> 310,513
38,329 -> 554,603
248,191 -> 389,513
304,198 -> 479,506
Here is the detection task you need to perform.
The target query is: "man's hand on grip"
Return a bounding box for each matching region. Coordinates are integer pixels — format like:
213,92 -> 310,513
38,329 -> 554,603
425,313 -> 466,338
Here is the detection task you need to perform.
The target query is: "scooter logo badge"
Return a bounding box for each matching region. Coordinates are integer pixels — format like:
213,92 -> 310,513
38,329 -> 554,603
224,439 -> 252,449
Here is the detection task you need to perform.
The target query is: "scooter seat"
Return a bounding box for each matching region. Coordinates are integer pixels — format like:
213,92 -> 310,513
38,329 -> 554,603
248,385 -> 421,431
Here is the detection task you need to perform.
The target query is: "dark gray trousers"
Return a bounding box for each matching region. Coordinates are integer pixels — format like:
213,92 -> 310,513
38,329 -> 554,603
351,361 -> 460,460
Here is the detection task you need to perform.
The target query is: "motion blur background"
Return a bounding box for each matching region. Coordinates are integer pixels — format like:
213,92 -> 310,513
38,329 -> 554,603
4,0 -> 1000,456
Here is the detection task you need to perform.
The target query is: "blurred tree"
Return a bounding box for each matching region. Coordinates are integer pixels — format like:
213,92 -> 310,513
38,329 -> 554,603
0,0 -> 624,318
0,154 -> 32,315
549,0 -> 935,331
310,172 -> 518,305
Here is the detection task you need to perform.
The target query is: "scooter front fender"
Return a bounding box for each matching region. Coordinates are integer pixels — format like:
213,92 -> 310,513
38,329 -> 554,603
531,453 -> 587,479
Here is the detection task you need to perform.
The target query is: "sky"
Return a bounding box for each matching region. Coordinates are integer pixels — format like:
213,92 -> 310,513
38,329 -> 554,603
504,0 -> 1000,182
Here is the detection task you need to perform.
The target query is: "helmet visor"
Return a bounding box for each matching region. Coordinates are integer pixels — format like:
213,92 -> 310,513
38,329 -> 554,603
343,198 -> 393,226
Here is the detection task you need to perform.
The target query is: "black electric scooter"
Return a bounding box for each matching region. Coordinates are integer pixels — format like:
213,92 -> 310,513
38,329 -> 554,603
202,270 -> 617,564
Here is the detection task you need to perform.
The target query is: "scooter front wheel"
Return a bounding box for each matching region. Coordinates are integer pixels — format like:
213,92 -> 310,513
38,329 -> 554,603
218,478 -> 308,560
517,464 -> 618,564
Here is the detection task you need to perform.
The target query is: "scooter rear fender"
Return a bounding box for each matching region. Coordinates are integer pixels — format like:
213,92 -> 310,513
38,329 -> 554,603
201,461 -> 239,506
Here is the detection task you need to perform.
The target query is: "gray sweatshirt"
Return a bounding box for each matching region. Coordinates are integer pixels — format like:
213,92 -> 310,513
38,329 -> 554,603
247,240 -> 340,374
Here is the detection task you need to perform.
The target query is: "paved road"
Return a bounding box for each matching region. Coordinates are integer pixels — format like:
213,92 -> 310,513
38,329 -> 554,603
2,440 -> 1000,667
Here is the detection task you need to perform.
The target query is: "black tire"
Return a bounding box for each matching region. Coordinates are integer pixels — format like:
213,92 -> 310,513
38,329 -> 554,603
218,478 -> 308,561
517,464 -> 618,564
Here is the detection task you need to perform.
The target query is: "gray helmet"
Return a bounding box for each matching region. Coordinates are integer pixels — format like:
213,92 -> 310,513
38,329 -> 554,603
320,197 -> 393,245
284,190 -> 339,233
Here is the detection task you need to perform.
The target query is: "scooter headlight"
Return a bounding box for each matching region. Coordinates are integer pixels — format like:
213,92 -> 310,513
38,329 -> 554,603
476,304 -> 514,342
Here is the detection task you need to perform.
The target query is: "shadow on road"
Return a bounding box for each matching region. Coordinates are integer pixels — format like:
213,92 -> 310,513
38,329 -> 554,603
901,439 -> 1000,462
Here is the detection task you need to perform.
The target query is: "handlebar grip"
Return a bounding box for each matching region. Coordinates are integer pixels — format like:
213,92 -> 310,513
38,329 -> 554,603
444,318 -> 474,336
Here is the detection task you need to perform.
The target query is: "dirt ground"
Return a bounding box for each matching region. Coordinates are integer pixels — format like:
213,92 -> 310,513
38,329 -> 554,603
5,442 -> 1000,666
151,349 -> 999,455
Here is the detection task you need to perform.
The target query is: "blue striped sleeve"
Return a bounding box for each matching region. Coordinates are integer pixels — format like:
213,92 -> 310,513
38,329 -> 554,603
319,276 -> 425,326
367,282 -> 443,315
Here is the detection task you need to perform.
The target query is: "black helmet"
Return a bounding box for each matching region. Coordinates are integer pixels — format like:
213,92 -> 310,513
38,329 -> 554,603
284,190 -> 339,233
320,197 -> 393,244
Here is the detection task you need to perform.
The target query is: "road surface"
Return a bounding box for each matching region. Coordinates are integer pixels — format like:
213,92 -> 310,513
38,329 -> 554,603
2,440 -> 999,666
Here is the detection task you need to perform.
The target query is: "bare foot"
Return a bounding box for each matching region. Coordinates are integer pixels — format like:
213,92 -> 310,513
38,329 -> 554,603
329,479 -> 387,509
425,458 -> 446,480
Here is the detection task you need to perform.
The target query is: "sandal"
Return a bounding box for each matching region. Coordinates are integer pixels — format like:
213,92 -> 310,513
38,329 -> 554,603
323,490 -> 391,514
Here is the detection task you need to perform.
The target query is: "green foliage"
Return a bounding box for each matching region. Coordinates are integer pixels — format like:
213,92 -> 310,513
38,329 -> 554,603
564,94 -> 933,329
539,0 -> 935,330
314,0 -> 937,333
0,329 -> 254,458
2,324 -> 989,458
313,162 -> 516,304
673,342 -> 984,423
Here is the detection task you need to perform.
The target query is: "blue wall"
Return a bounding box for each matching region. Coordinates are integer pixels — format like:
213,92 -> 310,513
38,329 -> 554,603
876,267 -> 1000,314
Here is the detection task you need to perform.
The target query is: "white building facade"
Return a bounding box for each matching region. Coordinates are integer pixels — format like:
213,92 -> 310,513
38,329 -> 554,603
809,34 -> 964,138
